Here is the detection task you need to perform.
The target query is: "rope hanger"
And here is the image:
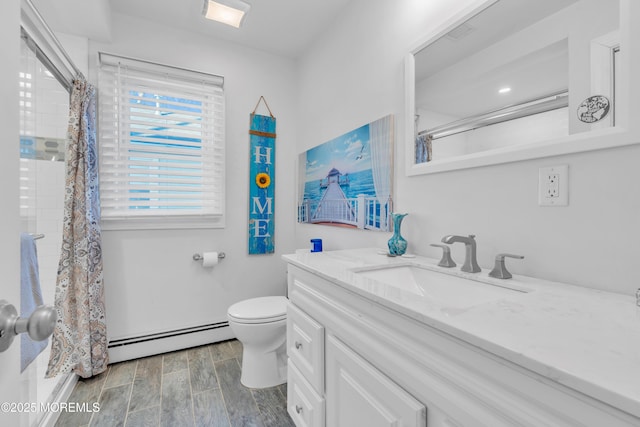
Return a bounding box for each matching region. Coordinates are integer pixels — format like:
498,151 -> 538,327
252,95 -> 275,118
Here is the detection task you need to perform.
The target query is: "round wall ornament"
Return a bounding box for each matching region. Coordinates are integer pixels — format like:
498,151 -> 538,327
255,172 -> 271,189
577,95 -> 610,123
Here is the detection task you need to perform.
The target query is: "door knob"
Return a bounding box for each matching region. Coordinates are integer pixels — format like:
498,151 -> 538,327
0,300 -> 56,353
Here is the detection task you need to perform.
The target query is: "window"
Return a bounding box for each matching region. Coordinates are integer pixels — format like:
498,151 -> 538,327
98,53 -> 225,229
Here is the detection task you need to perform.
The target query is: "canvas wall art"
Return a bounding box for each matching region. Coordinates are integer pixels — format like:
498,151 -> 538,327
298,114 -> 394,231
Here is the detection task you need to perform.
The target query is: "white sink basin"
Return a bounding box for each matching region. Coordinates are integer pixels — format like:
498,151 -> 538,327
352,264 -> 530,309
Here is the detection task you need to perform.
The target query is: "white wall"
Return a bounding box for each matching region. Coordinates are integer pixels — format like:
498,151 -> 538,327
296,0 -> 640,295
89,13 -> 298,341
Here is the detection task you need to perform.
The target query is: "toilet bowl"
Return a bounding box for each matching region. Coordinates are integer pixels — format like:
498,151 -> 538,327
227,296 -> 288,388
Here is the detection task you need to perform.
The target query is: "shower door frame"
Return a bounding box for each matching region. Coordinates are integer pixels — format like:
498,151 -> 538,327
17,0 -> 85,425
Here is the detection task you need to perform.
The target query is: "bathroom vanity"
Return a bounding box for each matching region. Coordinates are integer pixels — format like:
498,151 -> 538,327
283,248 -> 640,427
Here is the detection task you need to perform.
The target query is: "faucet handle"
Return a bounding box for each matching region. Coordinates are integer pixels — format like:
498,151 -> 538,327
489,253 -> 524,279
430,244 -> 456,268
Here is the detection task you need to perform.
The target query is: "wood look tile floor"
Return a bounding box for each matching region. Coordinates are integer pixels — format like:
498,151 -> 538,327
54,339 -> 295,427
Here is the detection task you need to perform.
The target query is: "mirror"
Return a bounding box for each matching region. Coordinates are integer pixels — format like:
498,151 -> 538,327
405,0 -> 639,175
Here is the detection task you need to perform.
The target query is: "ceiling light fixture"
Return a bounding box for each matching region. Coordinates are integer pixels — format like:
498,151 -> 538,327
498,87 -> 512,94
203,0 -> 251,28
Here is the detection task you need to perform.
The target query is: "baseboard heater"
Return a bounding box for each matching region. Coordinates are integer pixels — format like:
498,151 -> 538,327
107,321 -> 234,363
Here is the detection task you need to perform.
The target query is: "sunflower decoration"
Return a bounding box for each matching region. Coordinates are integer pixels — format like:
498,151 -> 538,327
255,172 -> 271,189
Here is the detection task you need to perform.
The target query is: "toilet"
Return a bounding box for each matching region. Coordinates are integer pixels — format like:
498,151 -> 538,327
227,296 -> 288,388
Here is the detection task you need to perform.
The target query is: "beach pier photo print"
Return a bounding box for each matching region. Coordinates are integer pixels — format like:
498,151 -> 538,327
298,115 -> 394,231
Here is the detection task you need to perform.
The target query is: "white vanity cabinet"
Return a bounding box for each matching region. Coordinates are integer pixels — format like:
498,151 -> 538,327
286,269 -> 426,427
286,266 -> 426,427
285,261 -> 640,427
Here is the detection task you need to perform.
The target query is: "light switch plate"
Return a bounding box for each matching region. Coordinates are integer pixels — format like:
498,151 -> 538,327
539,165 -> 568,206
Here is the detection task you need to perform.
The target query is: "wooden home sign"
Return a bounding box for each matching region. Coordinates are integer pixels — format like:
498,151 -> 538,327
248,97 -> 276,254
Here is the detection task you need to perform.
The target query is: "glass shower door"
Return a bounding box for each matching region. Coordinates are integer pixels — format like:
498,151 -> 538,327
19,34 -> 71,427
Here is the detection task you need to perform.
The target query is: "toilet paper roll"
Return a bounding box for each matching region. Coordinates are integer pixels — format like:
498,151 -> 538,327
201,252 -> 219,268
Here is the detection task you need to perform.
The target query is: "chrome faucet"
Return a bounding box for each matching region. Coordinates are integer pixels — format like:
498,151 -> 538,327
441,234 -> 481,273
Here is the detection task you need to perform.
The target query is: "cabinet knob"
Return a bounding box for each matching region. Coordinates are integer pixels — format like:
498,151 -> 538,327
295,405 -> 303,414
295,341 -> 302,350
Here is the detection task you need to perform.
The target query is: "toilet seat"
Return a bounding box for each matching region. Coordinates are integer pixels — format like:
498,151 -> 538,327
227,296 -> 287,324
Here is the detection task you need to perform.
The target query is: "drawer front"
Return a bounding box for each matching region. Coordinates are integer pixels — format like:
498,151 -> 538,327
287,302 -> 325,392
288,360 -> 325,427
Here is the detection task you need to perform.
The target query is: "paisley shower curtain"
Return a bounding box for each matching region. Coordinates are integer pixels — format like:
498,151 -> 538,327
46,79 -> 108,378
415,133 -> 432,163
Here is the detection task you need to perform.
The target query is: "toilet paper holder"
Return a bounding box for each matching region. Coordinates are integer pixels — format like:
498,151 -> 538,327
193,252 -> 226,261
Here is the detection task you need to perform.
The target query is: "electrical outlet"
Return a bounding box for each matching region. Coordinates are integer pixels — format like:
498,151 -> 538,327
546,173 -> 559,198
539,165 -> 568,206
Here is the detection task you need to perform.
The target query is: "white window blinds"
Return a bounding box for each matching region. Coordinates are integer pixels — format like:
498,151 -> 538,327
98,53 -> 225,229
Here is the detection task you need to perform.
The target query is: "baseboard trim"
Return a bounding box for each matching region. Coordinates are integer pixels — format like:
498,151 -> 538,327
108,324 -> 235,363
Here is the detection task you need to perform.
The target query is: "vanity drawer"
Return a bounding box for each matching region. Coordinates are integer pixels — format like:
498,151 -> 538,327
288,361 -> 325,427
287,302 -> 325,392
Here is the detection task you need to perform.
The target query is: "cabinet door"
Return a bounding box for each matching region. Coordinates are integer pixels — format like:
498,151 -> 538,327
326,335 -> 426,427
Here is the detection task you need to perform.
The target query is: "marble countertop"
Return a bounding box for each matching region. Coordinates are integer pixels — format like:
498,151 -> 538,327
282,248 -> 640,419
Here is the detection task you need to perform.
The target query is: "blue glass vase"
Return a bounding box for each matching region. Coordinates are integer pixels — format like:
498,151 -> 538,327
387,213 -> 408,256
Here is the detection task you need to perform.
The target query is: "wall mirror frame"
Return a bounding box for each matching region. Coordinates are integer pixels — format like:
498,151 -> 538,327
405,0 -> 640,176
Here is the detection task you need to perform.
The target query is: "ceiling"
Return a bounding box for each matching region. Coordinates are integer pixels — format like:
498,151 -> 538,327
414,0 -> 578,82
32,0 -> 355,58
31,0 -> 112,42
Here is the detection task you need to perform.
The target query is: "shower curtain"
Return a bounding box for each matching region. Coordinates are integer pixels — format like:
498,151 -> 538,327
46,79 -> 108,379
415,133 -> 432,163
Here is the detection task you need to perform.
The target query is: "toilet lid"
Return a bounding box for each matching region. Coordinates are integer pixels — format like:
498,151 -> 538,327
227,296 -> 288,324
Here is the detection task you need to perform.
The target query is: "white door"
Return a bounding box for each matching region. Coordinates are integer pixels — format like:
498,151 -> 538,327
325,334 -> 426,427
1,0 -> 30,425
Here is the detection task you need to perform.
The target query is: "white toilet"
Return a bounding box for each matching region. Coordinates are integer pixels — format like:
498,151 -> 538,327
227,296 -> 288,388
